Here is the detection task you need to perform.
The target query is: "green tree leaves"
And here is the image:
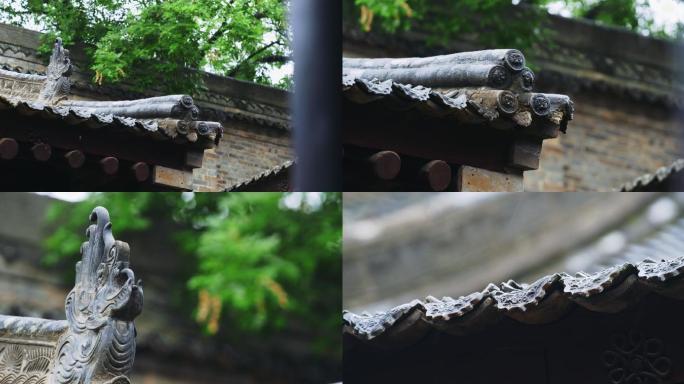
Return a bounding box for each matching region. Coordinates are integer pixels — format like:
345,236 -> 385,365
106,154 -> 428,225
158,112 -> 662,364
348,0 -> 682,52
0,0 -> 291,92
42,192 -> 341,357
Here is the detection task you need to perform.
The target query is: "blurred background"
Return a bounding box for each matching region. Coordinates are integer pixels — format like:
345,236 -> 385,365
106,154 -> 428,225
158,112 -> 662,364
0,192 -> 341,383
344,192 -> 684,313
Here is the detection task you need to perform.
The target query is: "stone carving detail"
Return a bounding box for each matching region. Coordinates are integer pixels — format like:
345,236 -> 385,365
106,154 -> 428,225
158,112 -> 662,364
489,274 -> 560,311
0,344 -> 52,383
344,49 -> 528,89
343,72 -> 574,131
422,292 -> 485,320
637,257 -> 684,282
59,95 -> 202,122
0,71 -> 44,99
52,206 -> 143,384
529,93 -> 551,116
343,300 -> 422,339
603,331 -> 671,384
38,38 -> 72,103
497,91 -> 519,114
562,263 -> 634,298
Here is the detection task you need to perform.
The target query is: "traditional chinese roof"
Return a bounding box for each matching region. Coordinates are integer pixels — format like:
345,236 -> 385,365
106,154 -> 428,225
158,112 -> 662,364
343,76 -> 573,136
343,49 -> 574,135
343,255 -> 684,348
342,49 -> 574,191
0,95 -> 222,148
0,39 -> 222,149
0,37 -> 227,190
343,13 -> 684,109
619,159 -> 684,192
0,23 -> 290,131
226,160 -> 293,191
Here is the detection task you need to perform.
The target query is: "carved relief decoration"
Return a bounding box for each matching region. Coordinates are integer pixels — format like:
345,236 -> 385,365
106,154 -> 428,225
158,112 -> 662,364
38,38 -> 72,104
603,331 -> 671,384
0,343 -> 52,383
0,72 -> 44,99
51,206 -> 143,384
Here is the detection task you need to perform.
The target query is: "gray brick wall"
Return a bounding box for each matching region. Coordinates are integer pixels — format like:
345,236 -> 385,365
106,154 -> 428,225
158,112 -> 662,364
525,92 -> 683,191
191,121 -> 293,191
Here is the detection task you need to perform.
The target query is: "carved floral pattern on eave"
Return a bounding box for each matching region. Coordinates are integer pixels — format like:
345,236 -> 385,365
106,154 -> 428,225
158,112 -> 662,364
603,331 -> 672,384
0,75 -> 43,99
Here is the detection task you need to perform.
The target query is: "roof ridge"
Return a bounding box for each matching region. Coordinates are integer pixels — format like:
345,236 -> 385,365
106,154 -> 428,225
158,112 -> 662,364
343,75 -> 574,134
619,158 -> 684,191
343,256 -> 684,346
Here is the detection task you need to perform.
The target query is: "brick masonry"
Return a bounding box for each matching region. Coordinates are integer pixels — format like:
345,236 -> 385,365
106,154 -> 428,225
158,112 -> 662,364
192,120 -> 293,191
525,92 -> 683,191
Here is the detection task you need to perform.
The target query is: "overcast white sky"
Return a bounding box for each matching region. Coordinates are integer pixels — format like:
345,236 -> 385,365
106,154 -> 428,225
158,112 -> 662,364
35,192 -> 90,202
547,0 -> 684,35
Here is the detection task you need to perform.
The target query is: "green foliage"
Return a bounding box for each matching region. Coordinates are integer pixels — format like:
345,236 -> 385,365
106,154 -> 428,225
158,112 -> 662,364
44,193 -> 155,266
43,192 -> 341,355
0,0 -> 291,93
355,0 -> 420,32
563,0 -> 683,37
570,0 -> 640,30
348,0 -> 682,52
188,193 -> 342,334
348,0 -> 554,51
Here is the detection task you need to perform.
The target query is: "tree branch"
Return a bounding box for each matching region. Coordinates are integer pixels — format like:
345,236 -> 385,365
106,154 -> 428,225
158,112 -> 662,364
227,41 -> 279,77
256,54 -> 291,64
205,0 -> 235,45
207,21 -> 229,45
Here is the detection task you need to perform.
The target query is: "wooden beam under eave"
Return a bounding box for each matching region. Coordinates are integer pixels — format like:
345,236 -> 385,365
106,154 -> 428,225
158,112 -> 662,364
343,146 -> 405,191
152,166 -> 193,190
0,114 -> 191,170
31,143 -> 51,161
132,162 -> 150,182
185,150 -> 204,169
344,102 -> 516,173
394,156 -> 453,191
344,146 -> 402,181
419,160 -> 452,191
100,157 -> 119,175
508,137 -> 543,171
65,150 -> 85,168
0,138 -> 18,160
456,165 -> 523,192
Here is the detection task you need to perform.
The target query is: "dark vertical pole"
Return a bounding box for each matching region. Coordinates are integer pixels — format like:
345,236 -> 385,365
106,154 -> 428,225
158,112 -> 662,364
292,0 -> 342,191
676,44 -> 684,191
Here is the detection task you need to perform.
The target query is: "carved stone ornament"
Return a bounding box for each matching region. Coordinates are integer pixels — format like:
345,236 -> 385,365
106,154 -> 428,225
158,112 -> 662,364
38,38 -> 73,103
603,331 -> 671,384
0,206 -> 143,384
